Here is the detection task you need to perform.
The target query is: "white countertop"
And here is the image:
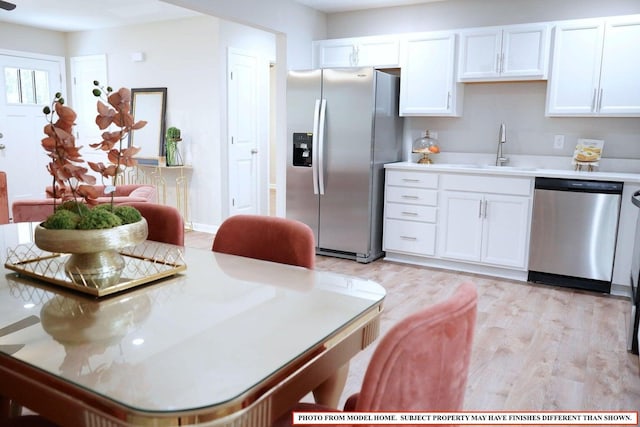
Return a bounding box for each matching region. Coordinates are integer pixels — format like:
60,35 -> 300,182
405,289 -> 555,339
387,154 -> 640,184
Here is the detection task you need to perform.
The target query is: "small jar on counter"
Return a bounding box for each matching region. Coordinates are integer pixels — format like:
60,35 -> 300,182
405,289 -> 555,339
412,130 -> 440,164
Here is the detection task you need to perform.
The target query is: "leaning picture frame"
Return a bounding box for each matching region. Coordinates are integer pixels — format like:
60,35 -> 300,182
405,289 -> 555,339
129,87 -> 167,164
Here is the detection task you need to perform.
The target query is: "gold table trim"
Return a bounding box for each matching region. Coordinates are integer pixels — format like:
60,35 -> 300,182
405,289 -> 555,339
4,242 -> 186,297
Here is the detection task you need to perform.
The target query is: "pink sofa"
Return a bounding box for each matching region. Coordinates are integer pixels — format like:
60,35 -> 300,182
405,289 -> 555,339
11,184 -> 156,223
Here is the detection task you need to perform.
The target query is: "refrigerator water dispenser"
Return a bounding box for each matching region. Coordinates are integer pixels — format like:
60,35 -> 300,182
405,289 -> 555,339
292,132 -> 313,167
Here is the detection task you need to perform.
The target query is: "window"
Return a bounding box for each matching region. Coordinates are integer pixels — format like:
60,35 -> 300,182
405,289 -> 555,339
4,67 -> 50,105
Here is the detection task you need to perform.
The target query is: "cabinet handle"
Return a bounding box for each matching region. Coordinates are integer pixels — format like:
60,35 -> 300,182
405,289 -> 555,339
401,195 -> 419,200
446,91 -> 451,110
401,178 -> 420,182
400,236 -> 417,241
598,88 -> 603,112
592,88 -> 597,112
401,211 -> 419,216
483,200 -> 488,219
496,53 -> 501,73
478,200 -> 482,218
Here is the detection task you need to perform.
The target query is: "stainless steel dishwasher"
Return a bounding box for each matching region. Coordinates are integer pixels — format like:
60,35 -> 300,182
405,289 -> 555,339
528,177 -> 623,293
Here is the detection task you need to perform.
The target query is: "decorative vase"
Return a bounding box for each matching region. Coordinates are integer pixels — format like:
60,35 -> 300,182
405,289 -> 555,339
34,219 -> 148,289
166,138 -> 184,166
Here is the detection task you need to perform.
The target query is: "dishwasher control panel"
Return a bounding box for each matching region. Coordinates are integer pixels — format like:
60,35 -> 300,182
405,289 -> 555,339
535,177 -> 623,194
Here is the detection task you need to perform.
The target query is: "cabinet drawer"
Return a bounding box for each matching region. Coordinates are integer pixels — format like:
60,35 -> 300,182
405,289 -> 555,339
386,170 -> 438,188
386,186 -> 438,205
386,203 -> 437,222
384,219 -> 436,256
441,174 -> 532,196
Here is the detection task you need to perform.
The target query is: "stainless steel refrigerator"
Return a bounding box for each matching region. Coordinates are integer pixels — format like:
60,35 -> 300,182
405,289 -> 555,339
286,67 -> 402,263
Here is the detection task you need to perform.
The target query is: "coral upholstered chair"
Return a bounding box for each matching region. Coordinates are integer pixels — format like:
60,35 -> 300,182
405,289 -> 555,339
0,172 -> 9,224
125,202 -> 185,246
212,215 -> 315,268
272,281 -> 478,427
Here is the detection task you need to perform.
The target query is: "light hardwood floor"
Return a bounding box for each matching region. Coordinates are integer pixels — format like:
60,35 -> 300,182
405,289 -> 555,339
186,230 -> 640,412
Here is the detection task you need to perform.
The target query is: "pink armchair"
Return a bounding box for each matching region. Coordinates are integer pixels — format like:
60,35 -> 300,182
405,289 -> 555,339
11,185 -> 156,223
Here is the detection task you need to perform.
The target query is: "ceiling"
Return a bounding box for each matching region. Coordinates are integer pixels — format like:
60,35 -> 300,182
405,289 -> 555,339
0,0 -> 444,32
294,0 -> 444,13
0,0 -> 202,32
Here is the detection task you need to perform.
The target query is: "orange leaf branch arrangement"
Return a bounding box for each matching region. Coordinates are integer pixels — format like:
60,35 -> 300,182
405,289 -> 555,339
40,82 -> 147,230
35,83 -> 150,288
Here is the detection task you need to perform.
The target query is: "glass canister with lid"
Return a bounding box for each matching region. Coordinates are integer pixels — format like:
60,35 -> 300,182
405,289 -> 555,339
412,130 -> 440,164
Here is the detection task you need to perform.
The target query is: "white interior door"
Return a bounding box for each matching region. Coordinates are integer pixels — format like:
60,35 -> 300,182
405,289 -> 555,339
228,48 -> 260,216
0,51 -> 65,214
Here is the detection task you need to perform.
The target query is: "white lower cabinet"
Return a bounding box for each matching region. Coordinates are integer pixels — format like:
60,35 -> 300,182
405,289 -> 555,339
384,219 -> 436,256
383,170 -> 438,256
384,167 -> 533,274
439,191 -> 531,268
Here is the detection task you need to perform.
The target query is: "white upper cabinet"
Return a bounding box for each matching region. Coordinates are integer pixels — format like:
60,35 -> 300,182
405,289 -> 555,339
312,36 -> 400,68
457,23 -> 551,82
546,15 -> 640,116
399,32 -> 462,116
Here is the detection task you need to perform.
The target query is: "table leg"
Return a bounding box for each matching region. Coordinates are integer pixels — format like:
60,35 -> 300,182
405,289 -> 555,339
0,395 -> 8,421
0,395 -> 22,420
311,362 -> 349,409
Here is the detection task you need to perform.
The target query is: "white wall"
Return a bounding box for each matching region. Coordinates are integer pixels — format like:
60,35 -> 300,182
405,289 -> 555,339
326,0 -> 640,37
64,15 -> 277,230
163,0 -> 328,218
326,0 -> 640,164
0,22 -> 66,56
405,82 -> 640,162
163,0 -> 326,69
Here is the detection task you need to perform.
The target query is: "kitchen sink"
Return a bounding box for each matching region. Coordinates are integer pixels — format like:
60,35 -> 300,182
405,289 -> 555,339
428,163 -> 482,168
429,163 -> 537,172
478,165 -> 538,171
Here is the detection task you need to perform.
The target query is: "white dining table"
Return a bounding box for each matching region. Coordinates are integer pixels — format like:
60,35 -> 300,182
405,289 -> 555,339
0,222 -> 386,426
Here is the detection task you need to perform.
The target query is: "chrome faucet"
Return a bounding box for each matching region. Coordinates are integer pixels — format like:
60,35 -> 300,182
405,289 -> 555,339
496,123 -> 508,166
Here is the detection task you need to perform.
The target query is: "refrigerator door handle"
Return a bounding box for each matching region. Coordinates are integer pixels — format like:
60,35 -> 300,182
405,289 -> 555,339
318,99 -> 327,195
312,99 -> 321,195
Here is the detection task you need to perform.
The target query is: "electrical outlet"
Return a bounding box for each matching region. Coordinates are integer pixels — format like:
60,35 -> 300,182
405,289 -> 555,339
554,135 -> 565,150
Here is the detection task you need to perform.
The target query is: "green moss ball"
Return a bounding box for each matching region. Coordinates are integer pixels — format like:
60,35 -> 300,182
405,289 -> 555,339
113,206 -> 142,225
56,201 -> 90,216
43,209 -> 81,229
76,208 -> 123,230
93,203 -> 114,211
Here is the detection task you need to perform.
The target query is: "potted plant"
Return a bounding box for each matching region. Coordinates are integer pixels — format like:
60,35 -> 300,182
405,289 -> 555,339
34,83 -> 149,288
